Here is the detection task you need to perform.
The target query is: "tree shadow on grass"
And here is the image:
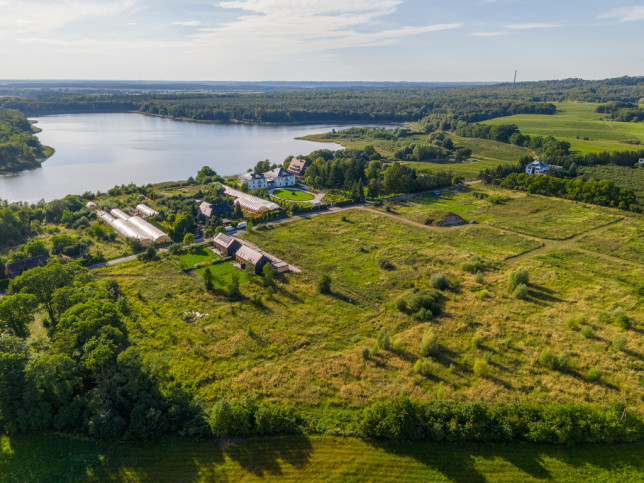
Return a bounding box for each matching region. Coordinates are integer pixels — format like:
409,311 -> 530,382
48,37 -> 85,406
224,434 -> 313,477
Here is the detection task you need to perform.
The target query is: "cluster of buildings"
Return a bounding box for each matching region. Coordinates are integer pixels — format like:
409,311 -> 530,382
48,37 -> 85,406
213,232 -> 289,275
223,186 -> 280,214
88,202 -> 171,246
240,167 -> 296,190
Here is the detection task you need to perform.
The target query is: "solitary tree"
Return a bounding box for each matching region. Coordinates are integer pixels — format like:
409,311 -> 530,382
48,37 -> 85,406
317,274 -> 331,294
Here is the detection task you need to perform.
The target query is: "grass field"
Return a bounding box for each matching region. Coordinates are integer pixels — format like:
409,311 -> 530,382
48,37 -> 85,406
380,186 -> 622,240
576,218 -> 644,264
194,259 -> 249,286
2,434 -> 643,482
271,189 -> 315,201
177,247 -> 221,267
483,102 -> 644,154
92,187 -> 642,413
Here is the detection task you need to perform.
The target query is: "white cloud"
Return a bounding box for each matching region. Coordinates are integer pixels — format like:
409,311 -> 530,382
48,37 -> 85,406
172,20 -> 202,27
598,6 -> 644,22
470,31 -> 508,37
505,23 -> 561,30
0,0 -> 137,36
193,0 -> 461,55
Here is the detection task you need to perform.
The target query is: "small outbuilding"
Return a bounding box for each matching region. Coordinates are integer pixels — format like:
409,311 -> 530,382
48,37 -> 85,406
213,233 -> 241,257
234,245 -> 270,275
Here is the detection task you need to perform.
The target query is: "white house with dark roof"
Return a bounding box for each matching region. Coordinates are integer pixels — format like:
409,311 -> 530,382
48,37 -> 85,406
525,159 -> 562,175
240,171 -> 268,190
264,167 -> 296,188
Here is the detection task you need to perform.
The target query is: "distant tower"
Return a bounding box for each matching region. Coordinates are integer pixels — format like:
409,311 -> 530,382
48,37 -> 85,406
514,70 -> 518,83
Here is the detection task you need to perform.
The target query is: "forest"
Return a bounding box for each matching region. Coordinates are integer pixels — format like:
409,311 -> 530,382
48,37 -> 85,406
0,76 -> 641,126
0,109 -> 49,172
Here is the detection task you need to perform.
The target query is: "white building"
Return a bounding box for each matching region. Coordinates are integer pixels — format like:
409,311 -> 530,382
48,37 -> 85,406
525,159 -> 562,175
638,158 -> 644,164
264,168 -> 296,188
239,171 -> 268,190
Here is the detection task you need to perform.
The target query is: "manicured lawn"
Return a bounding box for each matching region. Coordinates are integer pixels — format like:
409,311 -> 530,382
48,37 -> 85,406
195,259 -> 249,286
177,247 -> 220,267
272,189 -> 315,201
2,434 -> 643,482
483,102 -> 644,154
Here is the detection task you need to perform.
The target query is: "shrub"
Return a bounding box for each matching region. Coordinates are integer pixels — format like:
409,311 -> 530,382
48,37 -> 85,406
461,255 -> 489,273
361,346 -> 370,360
414,358 -> 434,377
377,258 -> 395,271
470,335 -> 482,349
317,274 -> 331,294
615,313 -> 631,330
473,359 -> 490,378
538,348 -> 569,372
585,367 -> 602,382
397,290 -> 443,321
477,290 -> 489,301
612,333 -> 628,351
581,325 -> 593,338
377,330 -> 391,351
474,271 -> 484,284
419,330 -> 438,357
429,272 -> 449,290
512,283 -> 528,300
566,316 -> 578,330
507,267 -> 529,292
392,337 -> 404,352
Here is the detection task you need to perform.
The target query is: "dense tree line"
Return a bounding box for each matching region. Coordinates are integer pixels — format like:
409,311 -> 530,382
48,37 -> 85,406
455,122 -> 571,159
0,109 -> 48,172
359,395 -> 643,444
302,148 -> 455,198
596,101 -> 644,122
501,172 -> 639,211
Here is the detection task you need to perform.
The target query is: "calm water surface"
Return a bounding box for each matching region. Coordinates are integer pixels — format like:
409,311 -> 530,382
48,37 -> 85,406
0,113 -> 357,202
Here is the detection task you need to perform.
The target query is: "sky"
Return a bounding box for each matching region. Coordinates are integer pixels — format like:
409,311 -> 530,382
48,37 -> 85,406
0,0 -> 643,82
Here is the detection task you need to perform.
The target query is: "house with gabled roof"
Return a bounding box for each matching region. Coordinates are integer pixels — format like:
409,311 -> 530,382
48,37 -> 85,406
525,159 -> 562,175
264,167 -> 296,188
213,232 -> 241,257
287,157 -> 307,177
240,171 -> 268,190
234,245 -> 270,274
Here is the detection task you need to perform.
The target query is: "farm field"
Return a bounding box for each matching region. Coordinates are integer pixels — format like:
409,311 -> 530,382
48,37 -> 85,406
2,434 -> 643,482
378,186 -> 623,240
482,102 -> 644,154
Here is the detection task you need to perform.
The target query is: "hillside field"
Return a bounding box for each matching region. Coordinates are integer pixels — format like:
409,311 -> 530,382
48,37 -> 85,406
482,102 -> 644,154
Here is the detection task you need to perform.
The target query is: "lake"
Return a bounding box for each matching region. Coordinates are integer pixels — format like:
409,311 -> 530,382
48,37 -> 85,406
0,113 -> 362,203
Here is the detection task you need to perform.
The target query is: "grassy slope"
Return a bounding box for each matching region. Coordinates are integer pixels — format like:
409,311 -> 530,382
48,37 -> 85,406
3,434 -> 643,482
301,131 -> 533,179
482,102 -> 644,154
93,186 -> 643,412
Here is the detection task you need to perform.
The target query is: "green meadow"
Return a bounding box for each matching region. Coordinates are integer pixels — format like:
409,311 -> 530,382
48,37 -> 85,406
482,102 -> 644,154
